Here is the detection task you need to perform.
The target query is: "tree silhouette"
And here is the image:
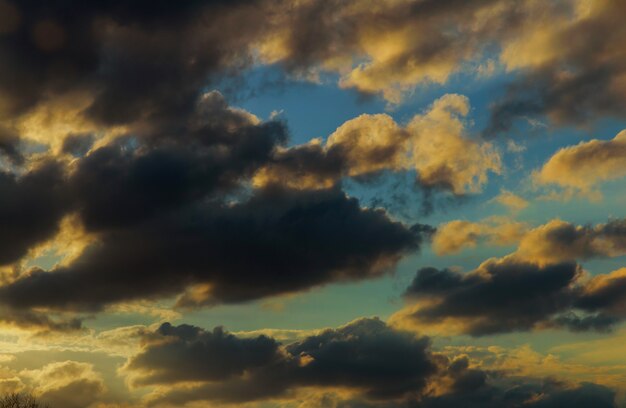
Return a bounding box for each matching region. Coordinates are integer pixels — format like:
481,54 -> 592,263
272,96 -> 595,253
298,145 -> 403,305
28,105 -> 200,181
0,394 -> 49,408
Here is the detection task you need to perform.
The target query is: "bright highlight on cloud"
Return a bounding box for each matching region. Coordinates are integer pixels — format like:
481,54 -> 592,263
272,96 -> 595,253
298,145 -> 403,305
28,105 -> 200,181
536,130 -> 626,199
254,94 -> 501,194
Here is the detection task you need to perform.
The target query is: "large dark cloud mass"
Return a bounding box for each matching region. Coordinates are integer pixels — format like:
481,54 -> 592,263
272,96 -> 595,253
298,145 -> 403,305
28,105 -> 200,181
123,318 -> 617,407
128,318 -> 436,404
0,185 -> 421,311
0,59 -> 426,321
400,259 -> 626,335
1,0 -> 441,322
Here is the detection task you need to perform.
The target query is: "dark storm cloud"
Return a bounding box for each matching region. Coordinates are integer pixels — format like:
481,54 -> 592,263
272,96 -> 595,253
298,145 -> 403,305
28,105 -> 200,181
401,259 -> 626,335
0,186 -> 422,311
124,319 -> 617,407
128,318 -> 438,405
0,160 -> 68,266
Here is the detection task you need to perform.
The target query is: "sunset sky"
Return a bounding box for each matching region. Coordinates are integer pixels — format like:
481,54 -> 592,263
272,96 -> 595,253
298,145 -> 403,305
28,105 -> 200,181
0,1 -> 626,407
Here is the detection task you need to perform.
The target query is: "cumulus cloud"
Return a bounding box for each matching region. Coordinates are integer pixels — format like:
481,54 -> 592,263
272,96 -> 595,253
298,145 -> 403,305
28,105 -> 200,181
431,217 -> 626,262
125,318 -> 437,405
0,89 -> 430,321
255,94 -> 501,195
514,218 -> 626,264
1,0 -> 625,142
535,130 -> 626,198
0,186 -> 422,311
254,0 -> 626,131
432,217 -> 529,255
394,260 -> 582,335
488,0 -> 626,133
393,257 -> 626,336
122,319 -> 618,407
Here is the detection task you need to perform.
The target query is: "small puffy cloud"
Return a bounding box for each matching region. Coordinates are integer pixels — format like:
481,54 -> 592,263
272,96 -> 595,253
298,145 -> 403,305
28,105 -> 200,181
535,130 -> 626,199
255,94 -> 501,195
432,216 -> 529,255
430,217 -> 626,262
515,218 -> 626,264
493,189 -> 529,211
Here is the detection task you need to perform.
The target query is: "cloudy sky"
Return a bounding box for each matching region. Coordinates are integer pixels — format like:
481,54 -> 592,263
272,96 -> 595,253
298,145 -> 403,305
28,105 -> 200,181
0,0 -> 625,407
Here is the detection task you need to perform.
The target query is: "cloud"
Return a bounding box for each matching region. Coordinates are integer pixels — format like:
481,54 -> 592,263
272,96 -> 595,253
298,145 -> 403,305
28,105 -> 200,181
432,217 -> 529,255
488,0 -> 626,133
126,323 -> 284,386
122,318 -> 618,407
535,130 -> 626,198
492,189 -> 529,211
515,218 -> 626,264
256,0 -> 511,104
0,0 -> 266,125
125,318 -> 436,405
0,186 -> 422,311
21,360 -> 106,408
393,258 -> 626,336
255,94 -> 501,195
0,126 -> 22,164
2,0 -> 625,140
0,86 -> 431,329
0,161 -> 69,267
395,260 -> 581,335
430,217 -> 626,262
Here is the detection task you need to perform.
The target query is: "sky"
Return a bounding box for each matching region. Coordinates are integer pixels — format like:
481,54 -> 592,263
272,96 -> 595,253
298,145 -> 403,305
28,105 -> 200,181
0,0 -> 625,407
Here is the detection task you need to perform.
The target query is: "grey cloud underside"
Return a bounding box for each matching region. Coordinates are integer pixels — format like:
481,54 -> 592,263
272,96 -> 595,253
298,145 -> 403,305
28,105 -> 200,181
404,259 -> 626,335
124,318 -> 617,407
